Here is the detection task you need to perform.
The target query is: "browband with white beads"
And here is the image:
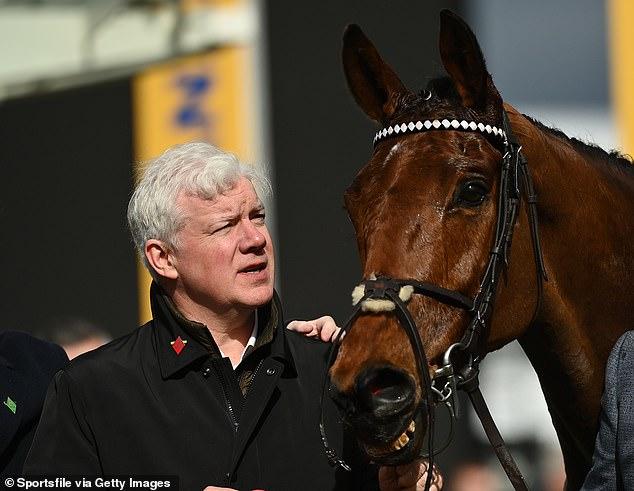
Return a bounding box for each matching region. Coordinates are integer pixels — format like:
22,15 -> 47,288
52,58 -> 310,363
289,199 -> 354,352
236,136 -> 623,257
373,118 -> 507,146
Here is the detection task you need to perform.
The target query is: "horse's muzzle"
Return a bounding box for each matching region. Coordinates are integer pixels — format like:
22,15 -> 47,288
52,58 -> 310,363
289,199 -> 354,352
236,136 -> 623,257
330,365 -> 424,463
355,366 -> 416,417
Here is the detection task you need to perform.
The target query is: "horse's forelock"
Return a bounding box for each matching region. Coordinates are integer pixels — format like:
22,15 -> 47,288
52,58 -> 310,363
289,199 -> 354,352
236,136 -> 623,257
383,76 -> 504,152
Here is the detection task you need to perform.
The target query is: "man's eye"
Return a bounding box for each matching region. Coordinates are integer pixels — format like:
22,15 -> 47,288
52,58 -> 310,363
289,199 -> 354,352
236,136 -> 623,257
252,213 -> 266,223
212,223 -> 232,234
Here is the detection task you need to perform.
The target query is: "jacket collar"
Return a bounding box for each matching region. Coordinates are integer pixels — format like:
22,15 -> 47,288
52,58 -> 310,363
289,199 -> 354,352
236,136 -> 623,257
264,293 -> 296,377
151,283 -> 293,379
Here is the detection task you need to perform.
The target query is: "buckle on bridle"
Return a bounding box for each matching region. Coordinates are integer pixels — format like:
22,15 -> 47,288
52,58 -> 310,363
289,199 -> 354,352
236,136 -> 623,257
364,278 -> 391,298
431,342 -> 477,420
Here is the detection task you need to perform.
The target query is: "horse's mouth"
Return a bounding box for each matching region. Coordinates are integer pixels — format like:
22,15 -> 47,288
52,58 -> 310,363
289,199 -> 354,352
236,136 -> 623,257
363,419 -> 416,457
359,413 -> 424,464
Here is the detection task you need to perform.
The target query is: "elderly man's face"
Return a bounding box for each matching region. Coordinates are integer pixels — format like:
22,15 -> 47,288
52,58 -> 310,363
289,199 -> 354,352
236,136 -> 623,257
171,177 -> 274,313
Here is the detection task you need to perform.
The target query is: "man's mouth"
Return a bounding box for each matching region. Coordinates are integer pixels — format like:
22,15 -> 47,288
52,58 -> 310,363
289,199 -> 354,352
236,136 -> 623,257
239,262 -> 267,274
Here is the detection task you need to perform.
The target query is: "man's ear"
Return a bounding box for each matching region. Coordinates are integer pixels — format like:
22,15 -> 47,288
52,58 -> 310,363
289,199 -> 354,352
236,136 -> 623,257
145,239 -> 179,280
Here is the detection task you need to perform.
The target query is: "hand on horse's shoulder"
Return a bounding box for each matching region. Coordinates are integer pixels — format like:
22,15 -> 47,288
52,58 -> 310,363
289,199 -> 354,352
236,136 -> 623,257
379,459 -> 443,491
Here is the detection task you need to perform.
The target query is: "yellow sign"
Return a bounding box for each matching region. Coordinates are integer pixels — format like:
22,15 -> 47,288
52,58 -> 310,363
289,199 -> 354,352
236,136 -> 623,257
609,0 -> 634,154
180,0 -> 242,10
132,46 -> 255,323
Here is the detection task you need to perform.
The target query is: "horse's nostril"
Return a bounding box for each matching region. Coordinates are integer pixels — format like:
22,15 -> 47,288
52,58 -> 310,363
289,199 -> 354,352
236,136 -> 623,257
355,366 -> 415,416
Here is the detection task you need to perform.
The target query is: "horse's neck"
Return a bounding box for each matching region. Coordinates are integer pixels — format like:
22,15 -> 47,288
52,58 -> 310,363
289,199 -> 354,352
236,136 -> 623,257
510,107 -> 634,347
519,327 -> 603,490
520,112 -> 634,356
509,107 -> 634,488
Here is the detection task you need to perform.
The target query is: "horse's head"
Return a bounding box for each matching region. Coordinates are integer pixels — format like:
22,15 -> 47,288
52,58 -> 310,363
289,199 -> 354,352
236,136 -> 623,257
330,11 -> 540,464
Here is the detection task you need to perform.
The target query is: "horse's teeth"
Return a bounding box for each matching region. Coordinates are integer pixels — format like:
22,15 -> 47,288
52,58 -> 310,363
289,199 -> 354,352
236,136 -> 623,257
399,433 -> 409,445
392,432 -> 410,450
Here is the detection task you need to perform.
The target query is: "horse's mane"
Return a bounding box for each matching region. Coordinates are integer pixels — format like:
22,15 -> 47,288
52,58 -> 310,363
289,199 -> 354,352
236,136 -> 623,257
523,116 -> 634,178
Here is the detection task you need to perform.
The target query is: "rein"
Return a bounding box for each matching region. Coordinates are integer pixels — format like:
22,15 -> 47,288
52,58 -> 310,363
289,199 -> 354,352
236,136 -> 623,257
320,110 -> 547,491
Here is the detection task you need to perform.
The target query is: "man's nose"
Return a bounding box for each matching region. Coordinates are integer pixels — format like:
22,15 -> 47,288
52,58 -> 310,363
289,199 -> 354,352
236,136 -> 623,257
239,219 -> 266,252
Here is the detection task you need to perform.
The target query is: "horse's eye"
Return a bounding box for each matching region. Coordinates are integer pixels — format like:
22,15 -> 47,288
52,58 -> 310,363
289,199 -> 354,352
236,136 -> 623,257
455,180 -> 489,207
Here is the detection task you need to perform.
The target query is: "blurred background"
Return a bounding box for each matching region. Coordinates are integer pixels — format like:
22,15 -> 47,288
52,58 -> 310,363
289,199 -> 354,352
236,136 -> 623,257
1,0 -> 632,489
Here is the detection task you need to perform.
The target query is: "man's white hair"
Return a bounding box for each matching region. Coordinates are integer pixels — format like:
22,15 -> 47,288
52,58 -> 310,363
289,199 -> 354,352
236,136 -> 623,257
127,141 -> 271,273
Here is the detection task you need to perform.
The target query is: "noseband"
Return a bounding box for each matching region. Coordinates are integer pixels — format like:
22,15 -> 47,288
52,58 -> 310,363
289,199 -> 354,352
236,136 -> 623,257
320,110 -> 547,491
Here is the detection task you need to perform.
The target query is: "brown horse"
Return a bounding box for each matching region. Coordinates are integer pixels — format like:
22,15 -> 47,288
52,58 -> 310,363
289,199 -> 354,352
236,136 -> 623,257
328,10 -> 634,490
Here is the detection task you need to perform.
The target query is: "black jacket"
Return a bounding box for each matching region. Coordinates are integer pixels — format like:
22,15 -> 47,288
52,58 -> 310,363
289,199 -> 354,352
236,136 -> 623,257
24,290 -> 376,490
0,331 -> 68,477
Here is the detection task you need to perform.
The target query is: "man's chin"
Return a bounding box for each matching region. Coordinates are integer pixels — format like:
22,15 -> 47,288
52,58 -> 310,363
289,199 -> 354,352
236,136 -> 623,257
238,285 -> 274,309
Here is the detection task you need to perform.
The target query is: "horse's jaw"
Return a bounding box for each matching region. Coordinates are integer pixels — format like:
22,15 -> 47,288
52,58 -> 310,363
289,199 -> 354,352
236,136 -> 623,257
353,411 -> 425,465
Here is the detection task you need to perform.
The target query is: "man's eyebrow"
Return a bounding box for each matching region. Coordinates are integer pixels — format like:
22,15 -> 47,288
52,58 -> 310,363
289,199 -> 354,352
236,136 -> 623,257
209,202 -> 239,216
208,203 -> 264,224
205,209 -> 239,226
209,213 -> 238,225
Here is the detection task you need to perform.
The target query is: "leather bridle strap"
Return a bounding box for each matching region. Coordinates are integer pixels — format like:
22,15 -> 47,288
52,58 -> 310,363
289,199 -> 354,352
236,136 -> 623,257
465,382 -> 529,490
385,287 -> 436,491
318,302 -> 364,473
408,280 -> 474,310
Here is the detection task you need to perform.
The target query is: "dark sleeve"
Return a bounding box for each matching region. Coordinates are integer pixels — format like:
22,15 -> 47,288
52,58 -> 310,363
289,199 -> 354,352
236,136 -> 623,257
33,338 -> 69,380
580,332 -> 629,490
343,430 -> 380,491
0,333 -> 68,477
618,333 -> 634,490
354,462 -> 380,491
23,369 -> 101,474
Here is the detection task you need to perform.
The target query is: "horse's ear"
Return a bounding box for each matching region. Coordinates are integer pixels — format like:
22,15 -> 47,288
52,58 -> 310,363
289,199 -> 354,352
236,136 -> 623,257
439,10 -> 493,109
342,24 -> 409,123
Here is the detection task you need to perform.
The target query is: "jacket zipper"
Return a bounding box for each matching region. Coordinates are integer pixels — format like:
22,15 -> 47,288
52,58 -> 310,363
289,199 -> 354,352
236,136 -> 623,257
217,358 -> 265,487
216,357 -> 266,431
214,364 -> 240,433
250,359 -> 265,392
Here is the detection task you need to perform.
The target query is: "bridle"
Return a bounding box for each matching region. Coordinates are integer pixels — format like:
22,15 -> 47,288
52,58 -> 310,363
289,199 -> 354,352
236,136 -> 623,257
320,109 -> 548,491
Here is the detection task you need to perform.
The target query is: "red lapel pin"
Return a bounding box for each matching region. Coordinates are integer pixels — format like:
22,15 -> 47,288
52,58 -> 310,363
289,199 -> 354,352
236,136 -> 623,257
170,336 -> 188,355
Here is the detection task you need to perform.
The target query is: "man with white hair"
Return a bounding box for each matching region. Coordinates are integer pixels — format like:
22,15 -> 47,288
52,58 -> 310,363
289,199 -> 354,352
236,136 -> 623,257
25,143 -> 436,490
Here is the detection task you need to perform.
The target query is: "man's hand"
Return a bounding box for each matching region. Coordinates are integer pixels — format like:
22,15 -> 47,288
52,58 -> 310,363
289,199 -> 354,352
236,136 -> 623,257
379,459 -> 443,491
286,316 -> 342,342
